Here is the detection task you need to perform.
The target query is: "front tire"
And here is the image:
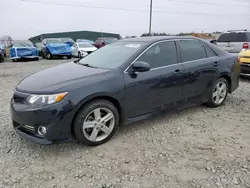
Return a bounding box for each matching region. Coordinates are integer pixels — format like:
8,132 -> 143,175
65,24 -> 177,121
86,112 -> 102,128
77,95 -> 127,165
67,55 -> 72,59
207,78 -> 228,107
45,53 -> 52,59
73,100 -> 119,146
78,52 -> 82,58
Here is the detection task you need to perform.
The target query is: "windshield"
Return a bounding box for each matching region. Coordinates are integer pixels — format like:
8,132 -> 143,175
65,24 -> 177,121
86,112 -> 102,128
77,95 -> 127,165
61,38 -> 74,43
79,41 -> 145,69
78,43 -> 94,48
46,39 -> 63,44
217,32 -> 250,42
13,41 -> 34,47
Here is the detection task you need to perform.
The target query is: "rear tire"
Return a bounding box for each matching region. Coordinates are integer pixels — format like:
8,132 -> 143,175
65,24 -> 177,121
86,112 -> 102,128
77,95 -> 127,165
73,100 -> 119,146
207,78 -> 228,107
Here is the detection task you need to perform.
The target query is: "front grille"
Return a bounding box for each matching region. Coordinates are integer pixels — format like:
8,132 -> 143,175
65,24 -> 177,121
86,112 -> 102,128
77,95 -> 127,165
13,121 -> 35,134
87,51 -> 92,54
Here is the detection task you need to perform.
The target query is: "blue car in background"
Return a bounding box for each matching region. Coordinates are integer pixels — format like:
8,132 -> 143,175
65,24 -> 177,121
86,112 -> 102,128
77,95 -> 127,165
0,46 -> 4,63
10,41 -> 39,62
0,43 -> 6,57
61,38 -> 75,47
42,38 -> 72,59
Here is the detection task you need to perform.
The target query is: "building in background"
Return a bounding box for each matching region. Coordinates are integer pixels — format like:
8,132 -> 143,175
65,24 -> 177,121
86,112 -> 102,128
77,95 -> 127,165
29,30 -> 120,44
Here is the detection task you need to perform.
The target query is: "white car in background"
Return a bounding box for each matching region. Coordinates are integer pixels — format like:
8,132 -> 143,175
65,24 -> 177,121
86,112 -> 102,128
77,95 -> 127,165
71,42 -> 97,58
217,29 -> 250,54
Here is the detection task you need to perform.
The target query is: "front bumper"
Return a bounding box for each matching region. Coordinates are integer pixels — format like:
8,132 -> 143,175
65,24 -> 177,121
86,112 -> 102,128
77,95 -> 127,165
10,90 -> 76,144
10,56 -> 39,59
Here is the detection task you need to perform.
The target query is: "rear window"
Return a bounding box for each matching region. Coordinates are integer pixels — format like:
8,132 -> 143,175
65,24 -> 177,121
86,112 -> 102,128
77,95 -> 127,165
217,32 -> 250,42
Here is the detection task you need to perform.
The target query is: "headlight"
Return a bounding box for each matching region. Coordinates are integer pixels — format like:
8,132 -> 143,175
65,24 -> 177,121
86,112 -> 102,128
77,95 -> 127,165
26,92 -> 68,106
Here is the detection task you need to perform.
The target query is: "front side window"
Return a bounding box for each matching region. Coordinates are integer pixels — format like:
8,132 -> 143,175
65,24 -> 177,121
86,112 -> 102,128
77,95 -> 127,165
137,41 -> 178,69
179,40 -> 206,62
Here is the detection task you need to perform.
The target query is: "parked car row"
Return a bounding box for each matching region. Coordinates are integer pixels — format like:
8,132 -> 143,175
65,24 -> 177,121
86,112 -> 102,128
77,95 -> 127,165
34,37 -> 118,60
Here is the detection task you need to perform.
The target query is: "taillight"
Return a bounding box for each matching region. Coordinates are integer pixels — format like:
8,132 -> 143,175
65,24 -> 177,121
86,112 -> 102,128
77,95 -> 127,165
243,42 -> 249,49
238,57 -> 241,63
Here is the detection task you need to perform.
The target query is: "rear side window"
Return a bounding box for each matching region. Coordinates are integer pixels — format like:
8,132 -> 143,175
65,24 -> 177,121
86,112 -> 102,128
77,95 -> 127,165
205,46 -> 217,57
217,32 -> 250,42
179,40 -> 206,62
137,41 -> 178,68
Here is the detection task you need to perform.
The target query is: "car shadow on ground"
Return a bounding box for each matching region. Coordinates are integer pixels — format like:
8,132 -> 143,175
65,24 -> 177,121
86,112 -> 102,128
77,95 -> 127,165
15,104 -> 207,155
240,75 -> 250,82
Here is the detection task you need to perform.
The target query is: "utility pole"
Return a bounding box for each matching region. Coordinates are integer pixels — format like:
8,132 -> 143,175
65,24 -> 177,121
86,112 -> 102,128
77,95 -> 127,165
149,0 -> 153,35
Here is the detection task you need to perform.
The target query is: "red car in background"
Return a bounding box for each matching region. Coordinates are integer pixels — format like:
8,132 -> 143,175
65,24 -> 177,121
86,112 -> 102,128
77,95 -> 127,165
94,37 -> 118,48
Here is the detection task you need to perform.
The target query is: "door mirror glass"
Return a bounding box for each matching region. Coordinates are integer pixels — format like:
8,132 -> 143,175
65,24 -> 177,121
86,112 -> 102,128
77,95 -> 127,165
133,61 -> 151,72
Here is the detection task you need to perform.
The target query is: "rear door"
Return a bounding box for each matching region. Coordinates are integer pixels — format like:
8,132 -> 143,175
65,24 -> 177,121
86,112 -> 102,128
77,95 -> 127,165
178,39 -> 220,103
217,32 -> 250,53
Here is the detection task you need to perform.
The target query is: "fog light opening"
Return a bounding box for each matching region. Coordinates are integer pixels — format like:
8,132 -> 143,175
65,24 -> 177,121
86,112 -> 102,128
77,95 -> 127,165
37,126 -> 47,136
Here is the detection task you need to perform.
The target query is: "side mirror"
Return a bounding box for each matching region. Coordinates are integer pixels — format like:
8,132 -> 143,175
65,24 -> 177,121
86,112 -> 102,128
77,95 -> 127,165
133,61 -> 151,72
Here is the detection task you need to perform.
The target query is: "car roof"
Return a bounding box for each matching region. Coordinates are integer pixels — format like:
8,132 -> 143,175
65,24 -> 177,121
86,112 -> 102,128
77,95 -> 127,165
120,36 -> 229,57
121,36 -> 205,43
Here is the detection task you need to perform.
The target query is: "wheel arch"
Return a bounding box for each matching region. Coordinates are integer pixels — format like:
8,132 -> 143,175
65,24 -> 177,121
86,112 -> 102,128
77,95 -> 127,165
218,73 -> 232,93
70,94 -> 124,138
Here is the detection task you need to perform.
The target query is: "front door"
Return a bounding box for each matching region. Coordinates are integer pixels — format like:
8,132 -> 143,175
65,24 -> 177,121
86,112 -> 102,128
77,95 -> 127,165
124,41 -> 184,118
177,39 -> 220,103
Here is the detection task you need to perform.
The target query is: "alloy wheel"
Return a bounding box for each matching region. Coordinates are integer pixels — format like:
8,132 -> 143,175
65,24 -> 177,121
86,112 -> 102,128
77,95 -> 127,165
212,81 -> 227,105
82,107 -> 115,142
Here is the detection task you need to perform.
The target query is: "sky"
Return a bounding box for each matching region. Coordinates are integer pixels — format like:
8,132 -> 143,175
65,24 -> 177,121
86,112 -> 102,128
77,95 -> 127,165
1,0 -> 250,39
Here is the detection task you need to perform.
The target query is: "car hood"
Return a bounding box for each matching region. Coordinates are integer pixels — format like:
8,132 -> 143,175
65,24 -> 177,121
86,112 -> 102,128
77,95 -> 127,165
16,62 -> 109,93
79,47 -> 97,52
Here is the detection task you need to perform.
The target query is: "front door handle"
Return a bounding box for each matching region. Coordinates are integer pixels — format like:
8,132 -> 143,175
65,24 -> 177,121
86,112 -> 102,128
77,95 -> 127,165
213,62 -> 219,67
173,69 -> 182,76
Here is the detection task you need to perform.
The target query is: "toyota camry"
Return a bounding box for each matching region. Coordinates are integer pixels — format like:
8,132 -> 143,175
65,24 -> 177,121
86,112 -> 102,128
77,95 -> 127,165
11,36 -> 240,146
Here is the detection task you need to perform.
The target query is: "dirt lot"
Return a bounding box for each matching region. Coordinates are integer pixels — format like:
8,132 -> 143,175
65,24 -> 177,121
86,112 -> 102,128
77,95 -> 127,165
0,58 -> 250,188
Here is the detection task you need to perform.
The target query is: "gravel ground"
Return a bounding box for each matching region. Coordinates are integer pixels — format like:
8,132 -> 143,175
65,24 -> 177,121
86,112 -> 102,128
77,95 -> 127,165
1,58 -> 250,188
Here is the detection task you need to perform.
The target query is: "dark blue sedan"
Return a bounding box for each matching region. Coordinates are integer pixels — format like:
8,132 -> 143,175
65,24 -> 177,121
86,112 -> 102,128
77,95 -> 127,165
11,36 -> 240,146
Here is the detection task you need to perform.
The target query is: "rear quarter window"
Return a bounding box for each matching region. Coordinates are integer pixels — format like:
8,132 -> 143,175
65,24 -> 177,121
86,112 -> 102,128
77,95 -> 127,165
217,32 -> 250,42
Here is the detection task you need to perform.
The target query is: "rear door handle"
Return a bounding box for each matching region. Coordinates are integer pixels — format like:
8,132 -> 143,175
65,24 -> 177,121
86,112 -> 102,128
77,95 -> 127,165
173,69 -> 182,76
213,62 -> 219,67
